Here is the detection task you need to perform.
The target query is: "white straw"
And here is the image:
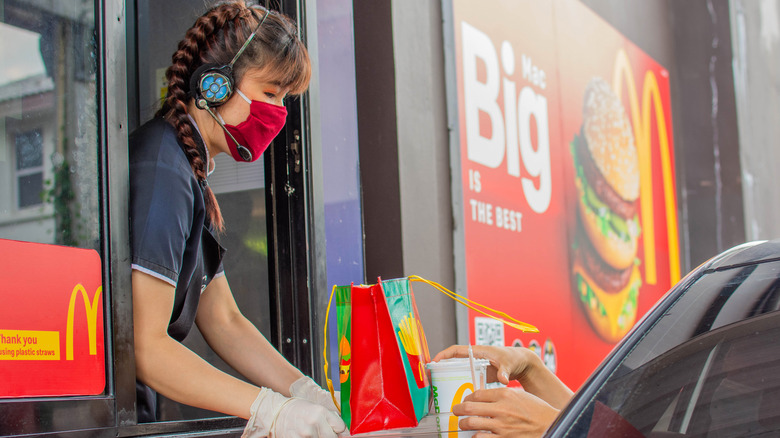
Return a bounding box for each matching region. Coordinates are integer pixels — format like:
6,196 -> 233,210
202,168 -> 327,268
468,344 -> 478,390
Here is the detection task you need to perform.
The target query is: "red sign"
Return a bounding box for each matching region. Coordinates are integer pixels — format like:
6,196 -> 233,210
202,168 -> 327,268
451,0 -> 679,388
0,239 -> 105,397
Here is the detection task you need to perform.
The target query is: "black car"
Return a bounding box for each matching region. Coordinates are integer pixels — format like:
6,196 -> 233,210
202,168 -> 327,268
546,239 -> 780,437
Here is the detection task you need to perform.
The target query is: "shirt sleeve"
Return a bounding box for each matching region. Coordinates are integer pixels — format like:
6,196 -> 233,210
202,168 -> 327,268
129,158 -> 196,286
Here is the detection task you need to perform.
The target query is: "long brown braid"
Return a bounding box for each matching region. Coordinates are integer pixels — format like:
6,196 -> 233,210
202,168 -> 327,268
156,1 -> 311,232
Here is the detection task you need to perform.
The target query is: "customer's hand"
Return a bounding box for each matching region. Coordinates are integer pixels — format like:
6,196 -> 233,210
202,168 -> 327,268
243,387 -> 346,438
433,344 -> 538,386
289,375 -> 340,413
433,345 -> 573,410
454,387 -> 560,438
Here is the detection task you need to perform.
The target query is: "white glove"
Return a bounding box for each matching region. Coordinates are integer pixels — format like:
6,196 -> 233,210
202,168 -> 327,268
243,387 -> 346,438
289,375 -> 340,413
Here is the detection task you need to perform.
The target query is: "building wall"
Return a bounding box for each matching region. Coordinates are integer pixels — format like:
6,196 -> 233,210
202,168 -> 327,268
392,1 -> 457,355
584,0 -> 746,272
353,0 -> 457,356
730,0 -> 780,242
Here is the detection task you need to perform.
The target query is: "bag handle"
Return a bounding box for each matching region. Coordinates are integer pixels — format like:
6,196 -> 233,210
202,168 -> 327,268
408,275 -> 538,333
322,285 -> 341,413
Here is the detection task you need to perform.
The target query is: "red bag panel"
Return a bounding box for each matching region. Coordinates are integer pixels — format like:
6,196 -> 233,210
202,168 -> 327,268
349,283 -> 418,433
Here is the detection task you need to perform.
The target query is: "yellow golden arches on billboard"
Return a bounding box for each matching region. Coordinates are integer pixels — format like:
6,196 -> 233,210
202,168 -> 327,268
66,284 -> 102,360
612,49 -> 681,286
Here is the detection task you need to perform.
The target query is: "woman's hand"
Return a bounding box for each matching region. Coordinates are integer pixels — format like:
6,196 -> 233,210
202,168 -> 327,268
243,388 -> 346,438
433,345 -> 573,410
289,375 -> 340,413
453,387 -> 560,438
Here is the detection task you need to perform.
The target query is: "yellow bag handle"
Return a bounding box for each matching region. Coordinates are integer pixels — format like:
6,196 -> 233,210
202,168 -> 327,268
322,285 -> 340,413
408,275 -> 538,333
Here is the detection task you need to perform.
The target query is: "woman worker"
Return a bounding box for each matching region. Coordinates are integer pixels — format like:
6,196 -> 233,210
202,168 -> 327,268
129,2 -> 344,436
434,345 -> 574,437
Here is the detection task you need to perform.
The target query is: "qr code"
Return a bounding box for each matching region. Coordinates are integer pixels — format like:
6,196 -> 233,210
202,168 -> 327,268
475,317 -> 504,346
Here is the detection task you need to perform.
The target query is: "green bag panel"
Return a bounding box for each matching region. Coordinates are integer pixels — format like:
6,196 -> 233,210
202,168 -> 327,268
380,278 -> 431,422
335,285 -> 352,428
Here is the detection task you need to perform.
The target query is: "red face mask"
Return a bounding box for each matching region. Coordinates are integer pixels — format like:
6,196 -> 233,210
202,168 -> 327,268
219,89 -> 287,162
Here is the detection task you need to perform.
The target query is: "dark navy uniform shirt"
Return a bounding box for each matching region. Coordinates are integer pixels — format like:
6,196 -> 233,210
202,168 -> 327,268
129,117 -> 225,421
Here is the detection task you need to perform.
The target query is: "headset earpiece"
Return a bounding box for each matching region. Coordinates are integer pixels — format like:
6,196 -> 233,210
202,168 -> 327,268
189,8 -> 270,110
191,63 -> 235,109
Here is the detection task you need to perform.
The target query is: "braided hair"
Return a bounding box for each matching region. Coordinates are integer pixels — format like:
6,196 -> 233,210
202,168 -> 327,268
156,0 -> 311,232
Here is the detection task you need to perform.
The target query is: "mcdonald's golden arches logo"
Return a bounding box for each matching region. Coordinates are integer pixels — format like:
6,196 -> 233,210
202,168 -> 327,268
612,49 -> 681,286
66,284 -> 102,360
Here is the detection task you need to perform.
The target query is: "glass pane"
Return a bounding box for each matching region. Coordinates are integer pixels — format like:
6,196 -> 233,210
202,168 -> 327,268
0,5 -> 99,249
0,0 -> 104,403
316,0 -> 366,392
15,130 -> 43,170
17,172 -> 43,208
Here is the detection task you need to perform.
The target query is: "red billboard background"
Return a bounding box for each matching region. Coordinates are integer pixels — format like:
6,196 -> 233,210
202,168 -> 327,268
0,239 -> 105,397
452,0 -> 679,388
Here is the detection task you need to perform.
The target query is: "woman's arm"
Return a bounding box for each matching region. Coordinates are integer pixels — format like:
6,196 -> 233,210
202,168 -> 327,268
132,271 -> 260,419
194,275 -> 303,395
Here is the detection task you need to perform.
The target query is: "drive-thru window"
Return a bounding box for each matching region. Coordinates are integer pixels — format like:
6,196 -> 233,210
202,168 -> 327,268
0,0 -> 341,435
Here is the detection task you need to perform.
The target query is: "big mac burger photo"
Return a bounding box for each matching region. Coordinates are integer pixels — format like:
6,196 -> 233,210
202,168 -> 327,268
570,77 -> 642,343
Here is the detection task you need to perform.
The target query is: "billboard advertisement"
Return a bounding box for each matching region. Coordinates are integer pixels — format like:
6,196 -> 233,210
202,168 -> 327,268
449,0 -> 679,388
0,239 -> 105,397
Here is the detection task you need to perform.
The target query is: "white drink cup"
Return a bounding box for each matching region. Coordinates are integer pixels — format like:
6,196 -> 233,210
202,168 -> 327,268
427,358 -> 489,437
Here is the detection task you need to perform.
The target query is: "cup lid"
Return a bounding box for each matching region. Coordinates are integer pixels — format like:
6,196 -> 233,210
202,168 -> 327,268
426,357 -> 490,370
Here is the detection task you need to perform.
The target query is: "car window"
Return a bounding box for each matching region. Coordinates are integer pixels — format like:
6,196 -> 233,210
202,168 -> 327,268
563,260 -> 780,437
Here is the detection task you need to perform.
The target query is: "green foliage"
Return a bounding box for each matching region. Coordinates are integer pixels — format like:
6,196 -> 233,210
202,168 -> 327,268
42,144 -> 80,247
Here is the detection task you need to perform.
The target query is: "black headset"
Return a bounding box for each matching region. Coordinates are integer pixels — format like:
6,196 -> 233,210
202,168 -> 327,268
191,8 -> 271,110
190,8 -> 271,161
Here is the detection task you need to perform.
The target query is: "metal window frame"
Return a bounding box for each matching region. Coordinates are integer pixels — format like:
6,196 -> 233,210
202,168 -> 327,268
264,0 -> 319,379
118,0 -> 257,434
0,0 -> 117,435
0,0 -> 321,433
116,0 -> 321,435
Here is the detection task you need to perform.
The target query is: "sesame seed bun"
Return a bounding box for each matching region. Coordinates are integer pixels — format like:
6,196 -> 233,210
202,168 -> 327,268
582,77 -> 640,202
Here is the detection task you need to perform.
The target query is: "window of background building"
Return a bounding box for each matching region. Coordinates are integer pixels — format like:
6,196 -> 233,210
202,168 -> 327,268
14,129 -> 45,209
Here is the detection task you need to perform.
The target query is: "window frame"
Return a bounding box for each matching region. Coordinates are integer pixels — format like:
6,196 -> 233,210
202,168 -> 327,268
0,0 -> 114,435
115,0 -> 318,435
1,0 -> 319,434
